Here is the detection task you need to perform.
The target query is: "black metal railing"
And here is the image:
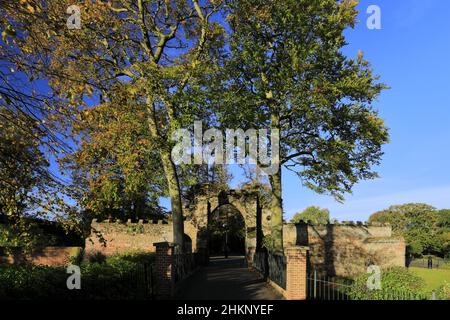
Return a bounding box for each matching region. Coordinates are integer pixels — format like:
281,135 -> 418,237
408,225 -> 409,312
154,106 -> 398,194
0,262 -> 156,300
407,258 -> 449,269
174,253 -> 198,283
252,250 -> 287,290
88,262 -> 155,300
253,251 -> 267,275
268,252 -> 286,289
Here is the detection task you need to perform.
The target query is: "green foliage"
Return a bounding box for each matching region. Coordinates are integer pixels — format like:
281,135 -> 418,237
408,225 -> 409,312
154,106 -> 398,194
63,94 -> 168,222
261,235 -> 276,252
0,220 -> 58,252
86,251 -> 107,264
68,247 -> 84,266
0,251 -> 155,300
369,203 -> 449,257
348,267 -> 427,300
216,0 -> 389,250
0,107 -> 81,250
437,210 -> 450,257
219,0 -> 389,201
437,281 -> 450,300
291,206 -> 330,225
209,205 -> 246,240
126,224 -> 145,235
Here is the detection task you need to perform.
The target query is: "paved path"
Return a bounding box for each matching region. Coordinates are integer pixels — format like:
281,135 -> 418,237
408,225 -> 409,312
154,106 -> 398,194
175,256 -> 284,300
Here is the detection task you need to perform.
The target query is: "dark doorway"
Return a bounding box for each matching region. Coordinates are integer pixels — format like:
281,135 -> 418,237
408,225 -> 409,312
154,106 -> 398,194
209,204 -> 246,256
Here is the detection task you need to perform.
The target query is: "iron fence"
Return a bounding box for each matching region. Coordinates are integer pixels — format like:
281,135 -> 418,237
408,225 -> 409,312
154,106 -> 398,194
174,253 -> 199,283
69,262 -> 155,300
307,270 -> 431,300
307,270 -> 352,300
268,253 -> 287,289
253,250 -> 287,290
407,258 -> 449,269
253,251 -> 267,275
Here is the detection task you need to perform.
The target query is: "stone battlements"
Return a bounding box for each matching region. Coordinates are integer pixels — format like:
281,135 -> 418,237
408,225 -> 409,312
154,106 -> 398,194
289,220 -> 391,227
91,218 -> 170,225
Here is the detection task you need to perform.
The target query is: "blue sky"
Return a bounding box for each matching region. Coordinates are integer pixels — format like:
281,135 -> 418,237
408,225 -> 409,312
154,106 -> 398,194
280,0 -> 450,221
205,0 -> 450,222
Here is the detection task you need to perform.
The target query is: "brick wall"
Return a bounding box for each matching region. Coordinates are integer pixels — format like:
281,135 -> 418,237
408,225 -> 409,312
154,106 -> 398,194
85,219 -> 199,257
1,247 -> 82,266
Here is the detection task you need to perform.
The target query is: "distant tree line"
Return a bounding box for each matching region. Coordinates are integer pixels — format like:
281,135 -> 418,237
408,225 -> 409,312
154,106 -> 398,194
369,203 -> 450,258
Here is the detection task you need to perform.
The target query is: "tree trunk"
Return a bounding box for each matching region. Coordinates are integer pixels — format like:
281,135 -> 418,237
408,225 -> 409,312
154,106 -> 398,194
268,109 -> 283,252
269,167 -> 283,252
147,101 -> 184,252
160,150 -> 185,253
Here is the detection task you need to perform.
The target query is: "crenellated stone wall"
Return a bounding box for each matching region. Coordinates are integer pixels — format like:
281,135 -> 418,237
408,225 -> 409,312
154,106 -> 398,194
84,189 -> 405,279
283,222 -> 405,278
85,219 -> 198,257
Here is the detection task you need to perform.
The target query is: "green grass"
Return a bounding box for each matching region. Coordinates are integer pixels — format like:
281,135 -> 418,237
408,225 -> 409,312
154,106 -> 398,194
410,267 -> 450,291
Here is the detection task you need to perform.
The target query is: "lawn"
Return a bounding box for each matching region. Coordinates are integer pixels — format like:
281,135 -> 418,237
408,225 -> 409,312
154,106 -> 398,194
410,267 -> 450,291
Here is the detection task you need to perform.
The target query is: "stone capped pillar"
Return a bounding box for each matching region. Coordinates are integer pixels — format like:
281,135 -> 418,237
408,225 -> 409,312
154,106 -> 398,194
154,242 -> 176,298
285,246 -> 309,300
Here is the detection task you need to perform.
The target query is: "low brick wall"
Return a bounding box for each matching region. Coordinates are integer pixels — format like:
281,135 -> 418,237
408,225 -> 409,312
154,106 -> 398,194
0,247 -> 82,266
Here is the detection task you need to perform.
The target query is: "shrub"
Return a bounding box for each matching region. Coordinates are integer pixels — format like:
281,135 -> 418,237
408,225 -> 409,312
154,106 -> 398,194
69,247 -> 84,265
348,267 -> 427,300
0,251 -> 155,300
86,251 -> 107,264
437,281 -> 450,300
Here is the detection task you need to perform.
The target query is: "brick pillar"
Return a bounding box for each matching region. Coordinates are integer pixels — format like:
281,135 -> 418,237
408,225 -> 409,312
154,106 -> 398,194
154,242 -> 175,298
285,246 -> 309,300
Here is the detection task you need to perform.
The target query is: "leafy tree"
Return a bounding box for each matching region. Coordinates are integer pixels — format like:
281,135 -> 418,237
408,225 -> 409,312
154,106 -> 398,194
0,107 -> 78,251
291,206 -> 330,225
61,91 -> 167,221
438,209 -> 450,229
182,165 -> 232,205
1,0 -> 226,251
369,203 -> 441,257
0,34 -> 79,249
218,0 -> 389,250
437,210 -> 450,257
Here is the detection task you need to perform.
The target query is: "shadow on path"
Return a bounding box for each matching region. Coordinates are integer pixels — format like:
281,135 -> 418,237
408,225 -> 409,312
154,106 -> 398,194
175,256 -> 284,300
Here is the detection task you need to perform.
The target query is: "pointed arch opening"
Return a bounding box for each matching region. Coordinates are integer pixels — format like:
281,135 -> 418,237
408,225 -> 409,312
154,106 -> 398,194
209,204 -> 246,256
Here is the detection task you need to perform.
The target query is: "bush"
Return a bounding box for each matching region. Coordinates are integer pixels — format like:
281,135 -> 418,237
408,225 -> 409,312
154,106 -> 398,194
69,247 -> 84,265
348,267 -> 427,300
437,281 -> 450,300
0,251 -> 155,300
86,251 -> 107,264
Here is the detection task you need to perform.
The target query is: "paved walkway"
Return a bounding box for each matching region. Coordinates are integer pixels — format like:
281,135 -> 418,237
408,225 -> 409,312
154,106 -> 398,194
175,256 -> 284,300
